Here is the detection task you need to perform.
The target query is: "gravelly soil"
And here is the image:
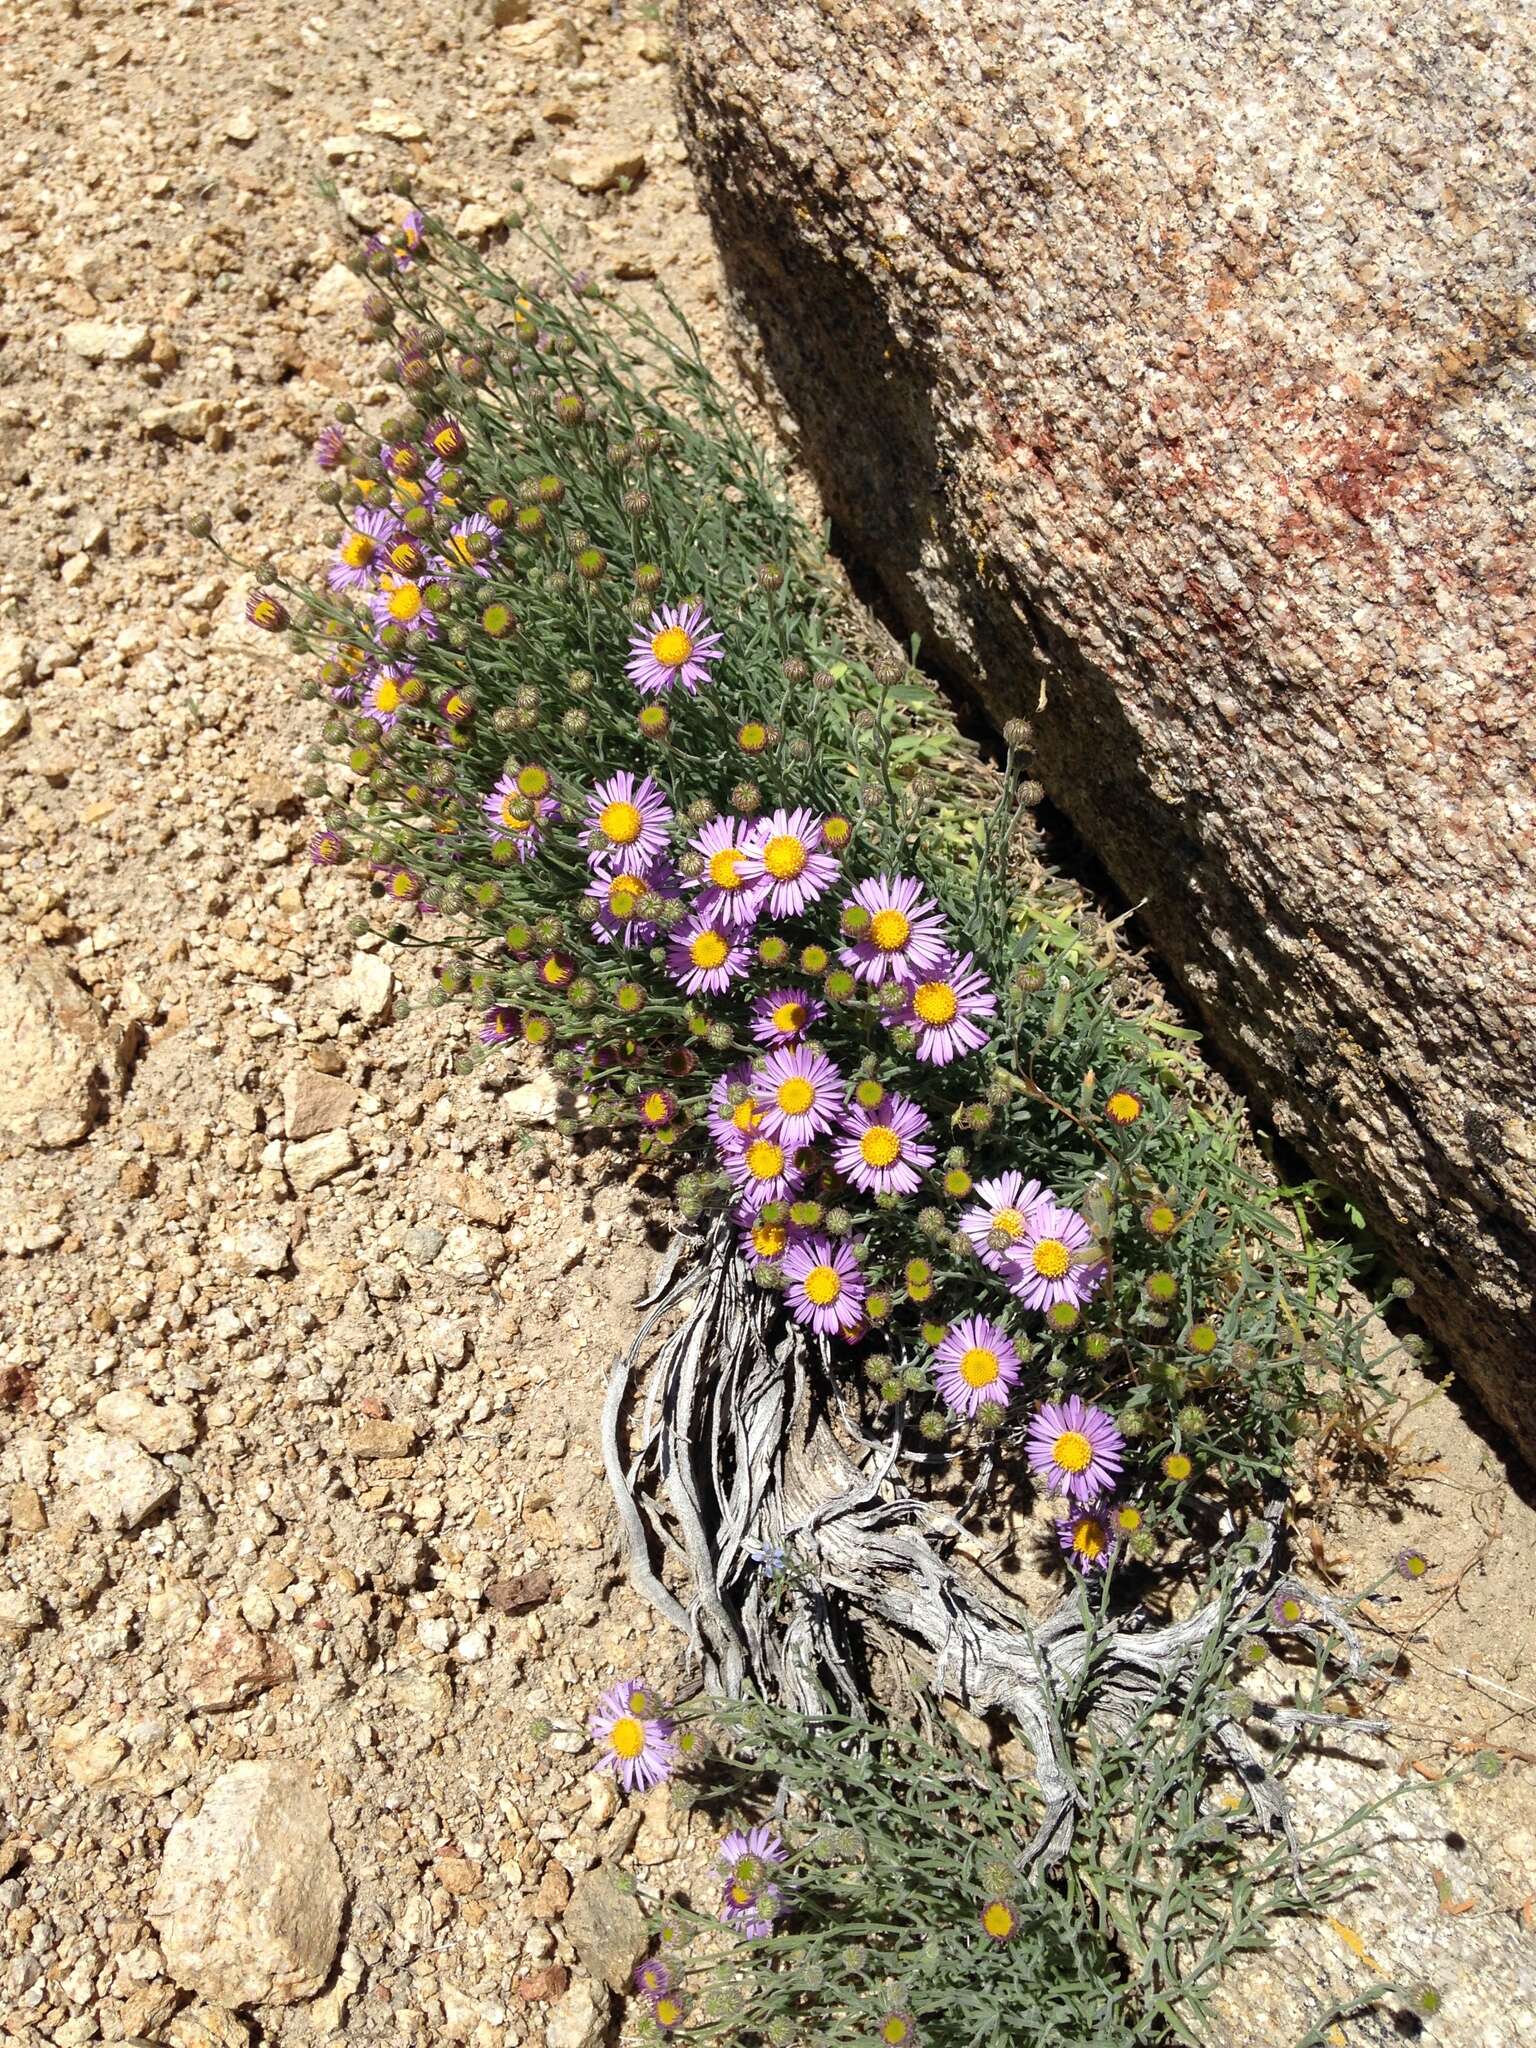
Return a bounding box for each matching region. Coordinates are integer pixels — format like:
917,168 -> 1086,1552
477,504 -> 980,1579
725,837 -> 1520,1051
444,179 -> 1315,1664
1,4 -> 1533,2046
1,5 -> 731,2043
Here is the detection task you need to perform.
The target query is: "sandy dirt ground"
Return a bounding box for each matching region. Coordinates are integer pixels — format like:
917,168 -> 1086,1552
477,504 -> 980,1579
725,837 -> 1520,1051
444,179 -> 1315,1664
1,3 -> 1533,2045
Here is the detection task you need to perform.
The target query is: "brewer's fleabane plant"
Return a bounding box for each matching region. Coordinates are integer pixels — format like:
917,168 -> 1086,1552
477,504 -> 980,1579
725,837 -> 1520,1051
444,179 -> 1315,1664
233,206 -> 1404,1569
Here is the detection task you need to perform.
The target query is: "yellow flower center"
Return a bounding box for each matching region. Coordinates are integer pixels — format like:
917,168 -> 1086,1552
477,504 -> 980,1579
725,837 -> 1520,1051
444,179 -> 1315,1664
1165,1453 -> 1193,1481
608,876 -> 644,917
803,1263 -> 842,1306
609,1715 -> 646,1760
1107,1089 -> 1142,1123
912,980 -> 958,1025
959,1346 -> 1000,1389
771,1000 -> 807,1035
340,532 -> 376,568
745,1138 -> 785,1181
1053,1428 -> 1093,1474
1073,1517 -> 1109,1561
869,907 -> 912,953
1031,1236 -> 1071,1279
374,679 -> 402,715
1115,1505 -> 1143,1533
982,1900 -> 1015,1939
599,799 -> 644,844
651,625 -> 693,666
656,1999 -> 683,2028
992,1205 -> 1025,1240
642,1092 -> 670,1123
708,847 -> 744,889
881,2022 -> 911,2047
387,583 -> 423,623
859,1126 -> 902,1169
762,833 -> 808,881
732,1099 -> 763,1134
752,1221 -> 788,1258
390,872 -> 417,899
517,765 -> 551,798
776,1076 -> 815,1116
690,931 -> 729,969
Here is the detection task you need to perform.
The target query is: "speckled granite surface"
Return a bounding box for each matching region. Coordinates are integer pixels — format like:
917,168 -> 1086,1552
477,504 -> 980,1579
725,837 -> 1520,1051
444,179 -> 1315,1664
675,0 -> 1536,1461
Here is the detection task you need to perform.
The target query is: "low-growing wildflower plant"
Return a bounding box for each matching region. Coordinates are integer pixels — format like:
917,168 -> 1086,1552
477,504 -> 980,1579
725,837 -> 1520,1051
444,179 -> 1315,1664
616,1668 -> 1429,2048
243,207 -> 1400,1565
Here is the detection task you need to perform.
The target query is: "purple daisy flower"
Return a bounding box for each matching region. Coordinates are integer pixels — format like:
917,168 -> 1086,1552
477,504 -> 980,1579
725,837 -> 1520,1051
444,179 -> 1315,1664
687,814 -> 769,928
782,1235 -> 867,1337
308,829 -> 347,867
638,1087 -> 680,1131
933,1314 -> 1022,1419
366,208 -> 427,274
753,1045 -> 843,1148
738,808 -> 840,919
666,911 -> 751,997
390,456 -> 455,517
626,601 -> 725,696
362,668 -> 413,733
483,773 -> 560,861
589,1679 -> 678,1794
313,421 -> 347,469
441,511 -> 500,577
479,1005 -> 521,1046
720,1877 -> 783,1940
749,986 -> 826,1047
327,507 -> 400,593
839,874 -> 950,985
722,1132 -> 804,1213
736,1208 -> 802,1266
370,577 -> 438,640
581,771 -> 674,874
1026,1396 -> 1125,1503
425,414 -> 467,462
891,949 -> 997,1065
720,1822 -> 786,1875
1006,1198 -> 1107,1313
958,1172 -> 1049,1274
1057,1507 -> 1118,1573
709,1061 -> 769,1150
633,1959 -> 672,2000
832,1090 -> 935,1197
585,857 -> 677,947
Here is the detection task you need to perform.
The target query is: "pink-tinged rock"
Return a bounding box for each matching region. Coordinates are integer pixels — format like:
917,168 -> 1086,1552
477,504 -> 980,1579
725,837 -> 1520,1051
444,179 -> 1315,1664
176,1618 -> 295,1712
